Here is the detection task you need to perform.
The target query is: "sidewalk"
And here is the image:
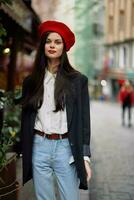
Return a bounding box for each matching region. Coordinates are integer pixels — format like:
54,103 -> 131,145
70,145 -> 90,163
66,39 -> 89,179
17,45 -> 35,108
89,100 -> 134,200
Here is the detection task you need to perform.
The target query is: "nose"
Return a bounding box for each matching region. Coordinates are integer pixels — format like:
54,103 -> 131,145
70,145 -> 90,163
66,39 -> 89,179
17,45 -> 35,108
50,42 -> 55,48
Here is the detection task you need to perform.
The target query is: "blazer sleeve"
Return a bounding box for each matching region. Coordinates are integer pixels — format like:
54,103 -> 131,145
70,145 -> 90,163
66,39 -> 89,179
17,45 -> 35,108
21,76 -> 30,100
81,76 -> 91,158
20,76 -> 30,152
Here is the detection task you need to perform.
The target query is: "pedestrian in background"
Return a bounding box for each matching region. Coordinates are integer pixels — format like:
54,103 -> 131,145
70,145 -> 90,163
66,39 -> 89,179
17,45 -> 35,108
118,80 -> 134,127
20,20 -> 91,200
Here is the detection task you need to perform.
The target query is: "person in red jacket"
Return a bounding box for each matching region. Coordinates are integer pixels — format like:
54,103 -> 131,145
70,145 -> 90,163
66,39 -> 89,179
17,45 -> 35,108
118,81 -> 134,127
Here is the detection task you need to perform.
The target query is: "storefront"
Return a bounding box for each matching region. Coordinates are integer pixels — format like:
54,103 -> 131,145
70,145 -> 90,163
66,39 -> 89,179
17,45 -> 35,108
0,0 -> 40,91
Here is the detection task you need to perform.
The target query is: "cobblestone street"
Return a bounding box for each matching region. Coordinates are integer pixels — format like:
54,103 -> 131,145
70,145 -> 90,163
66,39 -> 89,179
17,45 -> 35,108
89,101 -> 134,200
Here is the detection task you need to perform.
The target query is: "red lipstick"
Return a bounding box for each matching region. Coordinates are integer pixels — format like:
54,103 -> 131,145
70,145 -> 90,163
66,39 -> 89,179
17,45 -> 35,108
48,50 -> 56,54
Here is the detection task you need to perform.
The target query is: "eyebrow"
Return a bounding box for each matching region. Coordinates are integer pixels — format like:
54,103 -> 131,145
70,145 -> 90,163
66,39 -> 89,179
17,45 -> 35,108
46,38 -> 62,42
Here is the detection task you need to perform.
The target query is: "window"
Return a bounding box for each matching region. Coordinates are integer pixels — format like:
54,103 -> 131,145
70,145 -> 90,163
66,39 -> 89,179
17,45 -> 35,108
119,10 -> 125,31
108,16 -> 114,34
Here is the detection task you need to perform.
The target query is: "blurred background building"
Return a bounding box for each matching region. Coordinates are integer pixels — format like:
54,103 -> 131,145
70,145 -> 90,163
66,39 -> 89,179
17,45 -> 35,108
74,0 -> 105,77
74,0 -> 105,99
105,0 -> 134,98
0,0 -> 40,91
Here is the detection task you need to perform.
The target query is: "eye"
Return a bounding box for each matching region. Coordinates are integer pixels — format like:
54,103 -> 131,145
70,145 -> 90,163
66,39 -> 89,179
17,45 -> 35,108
46,39 -> 51,44
55,40 -> 63,44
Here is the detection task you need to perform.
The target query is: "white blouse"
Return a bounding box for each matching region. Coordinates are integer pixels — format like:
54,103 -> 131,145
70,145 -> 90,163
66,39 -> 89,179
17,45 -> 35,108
34,69 -> 68,134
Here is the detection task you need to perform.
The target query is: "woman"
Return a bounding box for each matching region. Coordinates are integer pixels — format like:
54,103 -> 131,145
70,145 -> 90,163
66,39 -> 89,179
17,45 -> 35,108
21,20 -> 91,200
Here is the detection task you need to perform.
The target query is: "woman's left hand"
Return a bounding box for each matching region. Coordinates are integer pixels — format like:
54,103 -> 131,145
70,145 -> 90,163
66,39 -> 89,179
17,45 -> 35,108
84,160 -> 92,182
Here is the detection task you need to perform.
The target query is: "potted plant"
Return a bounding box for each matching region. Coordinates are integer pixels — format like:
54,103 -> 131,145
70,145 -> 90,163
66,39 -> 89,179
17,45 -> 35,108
0,89 -> 21,200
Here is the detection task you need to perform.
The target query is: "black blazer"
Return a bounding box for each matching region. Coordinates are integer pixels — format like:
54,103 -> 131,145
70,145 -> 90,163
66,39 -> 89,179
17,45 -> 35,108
21,72 -> 91,190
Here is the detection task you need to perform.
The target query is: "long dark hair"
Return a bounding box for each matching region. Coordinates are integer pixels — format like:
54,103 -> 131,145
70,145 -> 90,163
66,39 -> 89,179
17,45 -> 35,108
22,32 -> 79,112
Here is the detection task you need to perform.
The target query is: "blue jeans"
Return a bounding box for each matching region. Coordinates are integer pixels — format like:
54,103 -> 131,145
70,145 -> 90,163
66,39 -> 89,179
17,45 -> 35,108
32,134 -> 80,200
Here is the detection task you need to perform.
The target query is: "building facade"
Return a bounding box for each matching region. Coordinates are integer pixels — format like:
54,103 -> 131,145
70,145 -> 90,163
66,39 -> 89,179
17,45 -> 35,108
105,0 -> 134,97
0,0 -> 40,91
74,0 -> 105,78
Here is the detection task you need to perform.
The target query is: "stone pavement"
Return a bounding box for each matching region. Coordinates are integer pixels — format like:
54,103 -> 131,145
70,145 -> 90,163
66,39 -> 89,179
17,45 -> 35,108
16,100 -> 134,199
89,101 -> 134,200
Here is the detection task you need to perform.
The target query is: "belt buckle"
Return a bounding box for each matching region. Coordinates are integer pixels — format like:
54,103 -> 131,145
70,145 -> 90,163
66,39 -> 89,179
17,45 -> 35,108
59,134 -> 62,139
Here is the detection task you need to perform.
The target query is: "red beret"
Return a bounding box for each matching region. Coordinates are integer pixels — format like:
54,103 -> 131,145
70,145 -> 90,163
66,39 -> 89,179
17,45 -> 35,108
38,20 -> 75,51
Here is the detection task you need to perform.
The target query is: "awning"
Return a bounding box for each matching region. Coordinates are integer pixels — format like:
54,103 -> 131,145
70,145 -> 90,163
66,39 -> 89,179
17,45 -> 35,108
107,68 -> 134,80
0,0 -> 32,32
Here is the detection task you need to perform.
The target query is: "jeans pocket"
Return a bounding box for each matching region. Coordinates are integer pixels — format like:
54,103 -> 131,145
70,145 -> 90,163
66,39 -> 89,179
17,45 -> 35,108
60,138 -> 70,148
33,134 -> 44,145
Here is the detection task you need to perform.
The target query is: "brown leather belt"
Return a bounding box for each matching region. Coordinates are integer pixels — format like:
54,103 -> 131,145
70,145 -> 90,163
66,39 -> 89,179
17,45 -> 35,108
34,129 -> 68,140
